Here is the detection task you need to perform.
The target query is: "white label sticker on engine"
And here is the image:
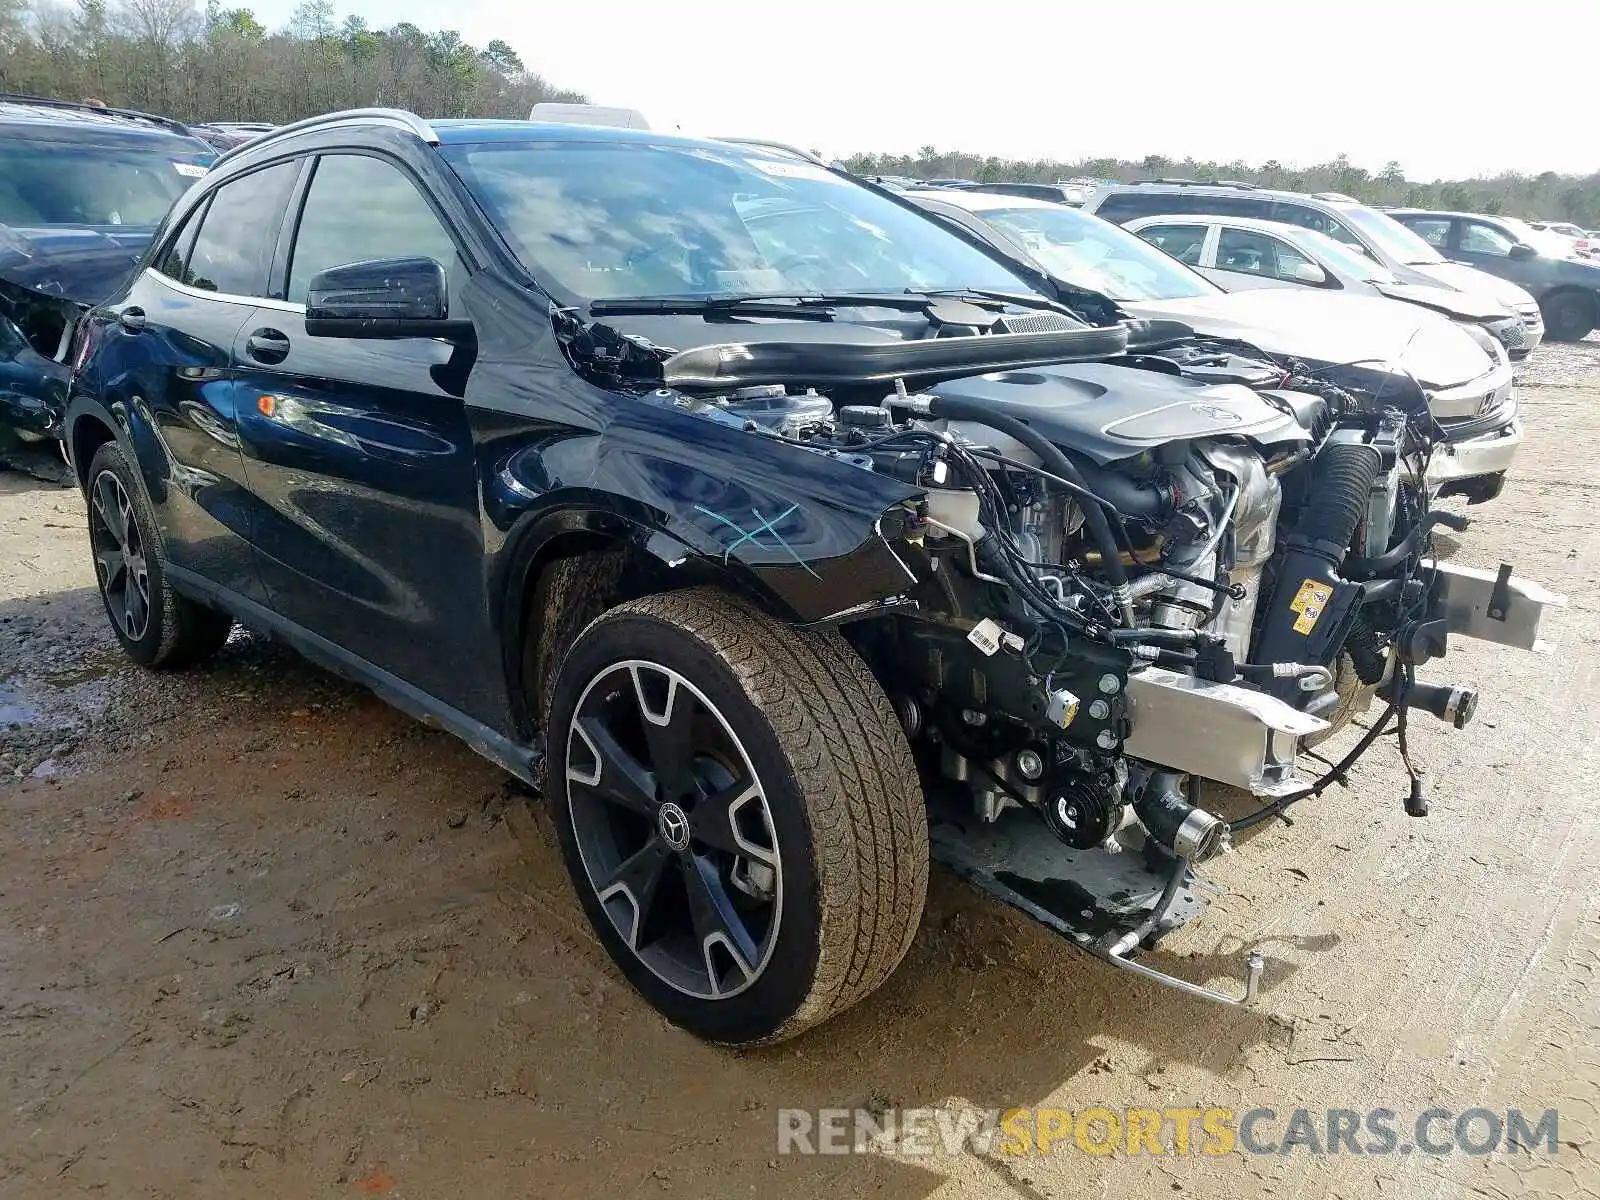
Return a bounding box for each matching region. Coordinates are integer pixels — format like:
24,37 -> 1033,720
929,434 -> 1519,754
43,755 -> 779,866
967,618 -> 1003,657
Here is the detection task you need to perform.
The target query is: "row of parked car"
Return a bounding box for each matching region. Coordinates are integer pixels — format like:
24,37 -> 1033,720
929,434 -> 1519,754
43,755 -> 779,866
0,91 -> 1581,513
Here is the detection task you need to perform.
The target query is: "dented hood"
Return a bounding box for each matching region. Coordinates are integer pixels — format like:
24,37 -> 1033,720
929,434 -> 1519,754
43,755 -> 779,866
0,224 -> 155,303
1119,289 -> 1496,389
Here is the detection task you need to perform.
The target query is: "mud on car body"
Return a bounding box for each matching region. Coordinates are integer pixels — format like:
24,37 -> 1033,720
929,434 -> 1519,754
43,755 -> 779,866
64,111 -> 1560,1044
0,95 -> 213,476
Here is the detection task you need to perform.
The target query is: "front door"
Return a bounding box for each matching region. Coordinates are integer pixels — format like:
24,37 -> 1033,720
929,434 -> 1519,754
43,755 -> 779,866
1452,218 -> 1543,291
231,151 -> 500,726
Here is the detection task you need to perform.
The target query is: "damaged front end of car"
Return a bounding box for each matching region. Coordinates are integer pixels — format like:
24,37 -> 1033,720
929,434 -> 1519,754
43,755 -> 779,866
558,308 -> 1563,1009
0,226 -> 146,480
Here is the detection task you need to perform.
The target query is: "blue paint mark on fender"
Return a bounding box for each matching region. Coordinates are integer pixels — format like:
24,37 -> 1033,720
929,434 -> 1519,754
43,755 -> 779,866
693,503 -> 822,579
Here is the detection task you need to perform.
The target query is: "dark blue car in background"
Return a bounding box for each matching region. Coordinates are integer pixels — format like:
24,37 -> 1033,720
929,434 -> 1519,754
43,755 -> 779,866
0,95 -> 213,475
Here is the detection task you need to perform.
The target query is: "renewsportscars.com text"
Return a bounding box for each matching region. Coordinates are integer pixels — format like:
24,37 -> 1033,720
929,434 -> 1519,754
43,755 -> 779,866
777,1106 -> 1560,1157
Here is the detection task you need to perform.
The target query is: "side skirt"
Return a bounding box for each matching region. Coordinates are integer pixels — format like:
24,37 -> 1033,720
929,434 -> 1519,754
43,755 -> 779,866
165,564 -> 543,786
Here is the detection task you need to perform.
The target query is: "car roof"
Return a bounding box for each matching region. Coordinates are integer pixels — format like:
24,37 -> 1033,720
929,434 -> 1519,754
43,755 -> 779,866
906,188 -> 1061,213
1130,212 -> 1327,238
429,118 -> 765,151
0,95 -> 190,138
1091,181 -> 1360,211
223,110 -> 838,175
1388,209 -> 1495,221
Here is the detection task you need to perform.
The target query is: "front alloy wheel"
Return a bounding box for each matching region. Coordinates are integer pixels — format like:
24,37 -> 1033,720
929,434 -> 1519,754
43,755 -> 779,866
566,660 -> 782,1000
547,588 -> 928,1045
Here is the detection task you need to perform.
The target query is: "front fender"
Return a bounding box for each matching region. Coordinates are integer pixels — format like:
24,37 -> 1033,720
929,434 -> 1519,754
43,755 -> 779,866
484,394 -> 923,626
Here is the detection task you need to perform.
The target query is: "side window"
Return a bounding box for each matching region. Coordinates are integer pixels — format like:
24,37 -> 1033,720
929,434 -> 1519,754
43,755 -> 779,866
1136,223 -> 1208,265
1223,196 -> 1275,220
1270,202 -> 1327,234
1093,192 -> 1197,223
183,161 -> 300,297
153,200 -> 207,284
288,154 -> 461,304
1263,235 -> 1324,283
1403,217 -> 1452,249
1460,221 -> 1515,256
1216,228 -> 1272,275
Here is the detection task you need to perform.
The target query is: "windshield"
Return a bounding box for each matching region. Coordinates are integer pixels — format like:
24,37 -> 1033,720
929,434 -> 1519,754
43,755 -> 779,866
1295,226 -> 1401,283
976,204 -> 1216,301
1337,205 -> 1445,265
0,140 -> 207,227
441,140 -> 1034,301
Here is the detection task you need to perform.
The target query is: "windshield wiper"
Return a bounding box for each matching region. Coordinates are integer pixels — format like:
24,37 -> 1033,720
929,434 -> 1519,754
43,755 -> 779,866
586,296 -> 837,320
918,286 -> 1063,310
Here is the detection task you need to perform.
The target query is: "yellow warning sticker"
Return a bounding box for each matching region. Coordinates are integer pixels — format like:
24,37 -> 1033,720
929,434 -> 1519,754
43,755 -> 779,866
1288,578 -> 1334,636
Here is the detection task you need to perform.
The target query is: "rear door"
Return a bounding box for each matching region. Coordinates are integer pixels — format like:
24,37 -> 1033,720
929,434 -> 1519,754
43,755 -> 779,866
91,160 -> 303,603
230,150 -> 498,723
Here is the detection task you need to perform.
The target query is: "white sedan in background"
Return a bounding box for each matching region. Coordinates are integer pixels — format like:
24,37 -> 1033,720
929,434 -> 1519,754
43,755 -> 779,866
1124,213 -> 1535,361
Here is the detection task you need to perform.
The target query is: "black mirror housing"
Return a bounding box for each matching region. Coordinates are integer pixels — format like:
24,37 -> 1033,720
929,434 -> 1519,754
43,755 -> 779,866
305,256 -> 468,338
1508,243 -> 1537,261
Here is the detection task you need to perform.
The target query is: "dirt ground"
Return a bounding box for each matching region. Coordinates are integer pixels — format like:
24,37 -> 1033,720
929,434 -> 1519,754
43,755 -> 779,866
3,347 -> 1599,1200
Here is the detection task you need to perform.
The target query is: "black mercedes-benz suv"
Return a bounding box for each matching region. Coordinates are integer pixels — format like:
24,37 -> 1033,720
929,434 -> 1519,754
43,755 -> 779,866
64,109 -> 1549,1044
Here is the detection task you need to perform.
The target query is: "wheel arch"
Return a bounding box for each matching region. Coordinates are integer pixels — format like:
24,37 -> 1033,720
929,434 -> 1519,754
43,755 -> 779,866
492,501 -> 804,740
66,398 -> 120,490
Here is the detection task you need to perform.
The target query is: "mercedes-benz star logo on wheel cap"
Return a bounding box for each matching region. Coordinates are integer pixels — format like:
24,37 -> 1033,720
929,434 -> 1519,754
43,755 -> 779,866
658,802 -> 691,850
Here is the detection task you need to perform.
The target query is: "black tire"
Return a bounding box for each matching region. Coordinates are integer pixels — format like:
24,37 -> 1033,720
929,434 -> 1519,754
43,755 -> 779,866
546,587 -> 928,1045
85,441 -> 233,669
1540,289 -> 1596,342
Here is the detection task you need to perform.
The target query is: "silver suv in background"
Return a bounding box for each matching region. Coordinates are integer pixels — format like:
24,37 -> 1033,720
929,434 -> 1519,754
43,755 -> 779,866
1083,181 -> 1545,353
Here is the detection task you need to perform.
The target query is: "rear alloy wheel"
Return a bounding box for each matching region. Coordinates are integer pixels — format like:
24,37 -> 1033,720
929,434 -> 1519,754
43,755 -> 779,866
85,441 -> 234,668
89,468 -> 152,645
1541,290 -> 1596,342
547,588 -> 928,1045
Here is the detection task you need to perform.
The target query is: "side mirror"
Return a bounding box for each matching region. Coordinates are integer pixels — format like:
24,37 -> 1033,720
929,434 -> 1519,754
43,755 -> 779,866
1508,243 -> 1537,261
1285,260 -> 1329,285
304,256 -> 469,338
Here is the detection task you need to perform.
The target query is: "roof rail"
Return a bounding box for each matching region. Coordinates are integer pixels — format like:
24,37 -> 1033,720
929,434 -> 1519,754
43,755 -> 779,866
1310,191 -> 1357,203
211,107 -> 437,167
0,92 -> 195,137
1129,178 -> 1256,190
713,137 -> 827,166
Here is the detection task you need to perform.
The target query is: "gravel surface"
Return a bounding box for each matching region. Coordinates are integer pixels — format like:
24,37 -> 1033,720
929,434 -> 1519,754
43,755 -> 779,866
1,351 -> 1597,1199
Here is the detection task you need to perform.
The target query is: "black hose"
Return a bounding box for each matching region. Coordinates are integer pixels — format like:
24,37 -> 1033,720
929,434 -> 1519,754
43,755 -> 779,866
1294,441 -> 1382,558
1071,458 -> 1170,519
924,395 -> 1133,593
1251,439 -> 1385,699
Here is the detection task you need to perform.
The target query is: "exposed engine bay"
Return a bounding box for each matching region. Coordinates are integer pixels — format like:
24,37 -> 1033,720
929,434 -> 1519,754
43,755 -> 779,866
562,309 -> 1562,1007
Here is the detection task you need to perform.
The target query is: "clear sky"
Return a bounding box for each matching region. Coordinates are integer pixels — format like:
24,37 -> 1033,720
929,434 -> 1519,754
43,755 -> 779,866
248,0 -> 1594,181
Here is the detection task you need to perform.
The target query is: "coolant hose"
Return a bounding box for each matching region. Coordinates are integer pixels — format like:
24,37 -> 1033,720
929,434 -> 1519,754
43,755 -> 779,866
923,395 -> 1136,599
1251,440 -> 1384,699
